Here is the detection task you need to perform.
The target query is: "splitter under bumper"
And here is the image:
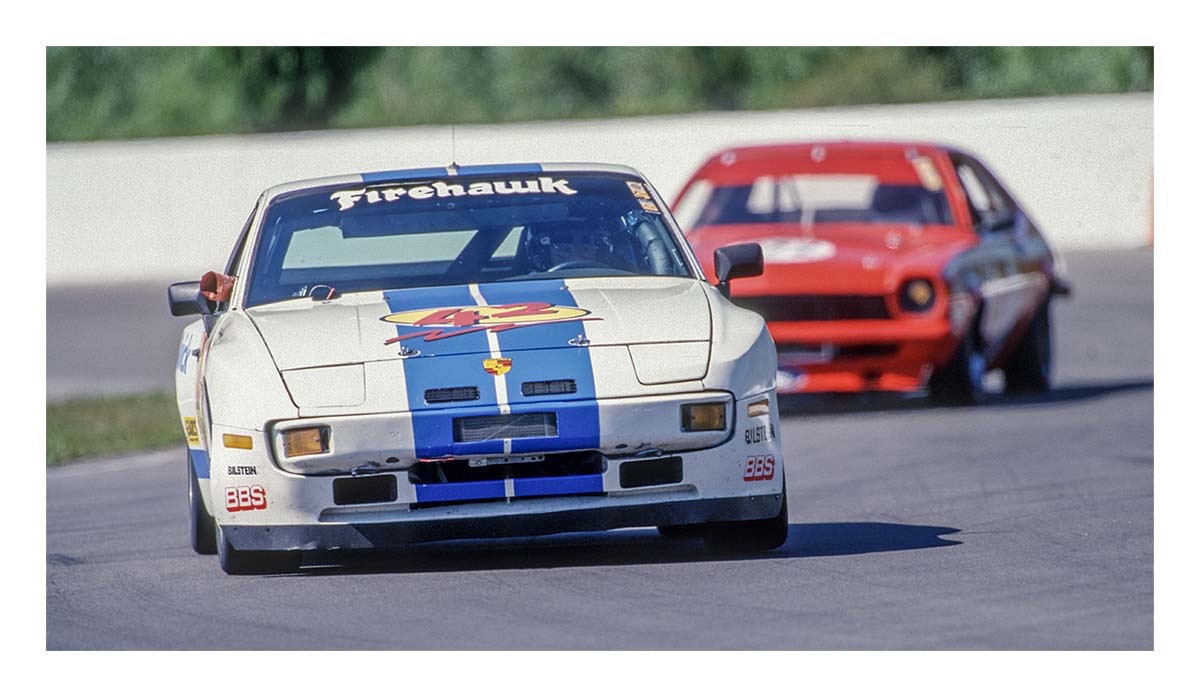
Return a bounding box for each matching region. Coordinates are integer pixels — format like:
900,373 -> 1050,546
221,492 -> 782,551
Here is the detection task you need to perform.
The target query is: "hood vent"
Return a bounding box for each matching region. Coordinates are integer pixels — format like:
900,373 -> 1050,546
425,386 -> 481,404
521,379 -> 577,397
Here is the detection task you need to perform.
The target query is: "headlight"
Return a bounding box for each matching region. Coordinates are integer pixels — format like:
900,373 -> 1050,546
900,278 -> 936,312
282,427 -> 328,457
681,402 -> 726,432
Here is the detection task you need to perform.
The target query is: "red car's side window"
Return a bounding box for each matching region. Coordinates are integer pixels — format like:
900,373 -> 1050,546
952,158 -> 1014,231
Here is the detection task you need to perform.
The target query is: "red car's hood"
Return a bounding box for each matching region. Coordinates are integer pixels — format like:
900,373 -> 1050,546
687,223 -> 974,295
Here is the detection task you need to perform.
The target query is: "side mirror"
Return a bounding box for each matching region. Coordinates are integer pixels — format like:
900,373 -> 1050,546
168,281 -> 214,317
713,243 -> 764,298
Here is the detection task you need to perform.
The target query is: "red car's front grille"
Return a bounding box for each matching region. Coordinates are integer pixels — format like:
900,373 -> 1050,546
776,343 -> 900,362
732,295 -> 891,322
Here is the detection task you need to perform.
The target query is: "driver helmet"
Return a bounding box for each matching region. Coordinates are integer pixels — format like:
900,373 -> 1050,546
526,221 -> 612,271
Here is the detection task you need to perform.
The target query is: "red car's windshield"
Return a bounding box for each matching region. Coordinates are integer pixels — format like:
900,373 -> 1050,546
678,173 -> 954,230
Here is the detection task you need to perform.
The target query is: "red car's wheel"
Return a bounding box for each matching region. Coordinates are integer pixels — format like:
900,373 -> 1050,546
1003,302 -> 1053,393
929,316 -> 987,406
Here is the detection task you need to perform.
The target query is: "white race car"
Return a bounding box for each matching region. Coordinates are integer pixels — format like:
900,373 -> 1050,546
169,163 -> 787,574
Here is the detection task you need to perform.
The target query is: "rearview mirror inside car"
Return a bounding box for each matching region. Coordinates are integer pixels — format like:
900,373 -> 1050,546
714,243 -> 764,298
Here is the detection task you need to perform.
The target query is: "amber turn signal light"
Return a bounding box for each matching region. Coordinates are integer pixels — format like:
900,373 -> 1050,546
747,398 -> 770,417
282,427 -> 327,457
681,402 -> 726,432
222,433 -> 254,450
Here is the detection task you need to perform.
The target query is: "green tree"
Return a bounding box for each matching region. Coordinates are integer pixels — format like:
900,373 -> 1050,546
46,46 -> 1153,142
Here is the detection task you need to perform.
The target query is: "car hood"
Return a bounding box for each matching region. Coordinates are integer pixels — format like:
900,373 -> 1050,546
688,222 -> 973,295
247,276 -> 712,371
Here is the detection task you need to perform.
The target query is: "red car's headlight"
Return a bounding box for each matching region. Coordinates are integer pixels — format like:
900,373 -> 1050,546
899,278 -> 936,313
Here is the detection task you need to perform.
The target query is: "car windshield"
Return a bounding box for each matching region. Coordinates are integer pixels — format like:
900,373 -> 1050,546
244,172 -> 694,307
679,172 -> 954,230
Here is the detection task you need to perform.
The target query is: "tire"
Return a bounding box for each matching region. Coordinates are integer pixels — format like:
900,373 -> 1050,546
929,315 -> 987,406
702,486 -> 789,553
188,450 -> 217,555
1003,302 -> 1053,393
217,526 -> 302,575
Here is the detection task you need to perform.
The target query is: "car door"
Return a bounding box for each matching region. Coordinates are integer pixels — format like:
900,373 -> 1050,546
176,206 -> 256,474
949,155 -> 1050,361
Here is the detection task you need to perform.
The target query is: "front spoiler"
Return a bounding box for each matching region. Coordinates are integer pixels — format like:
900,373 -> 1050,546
222,493 -> 782,551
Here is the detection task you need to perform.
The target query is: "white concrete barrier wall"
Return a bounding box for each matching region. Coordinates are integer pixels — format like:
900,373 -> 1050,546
47,93 -> 1151,286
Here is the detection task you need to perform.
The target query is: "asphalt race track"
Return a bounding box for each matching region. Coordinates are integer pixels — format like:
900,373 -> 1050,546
46,250 -> 1152,649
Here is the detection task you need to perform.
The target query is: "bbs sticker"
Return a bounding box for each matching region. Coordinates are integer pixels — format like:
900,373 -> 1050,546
225,485 -> 267,512
743,455 -> 776,482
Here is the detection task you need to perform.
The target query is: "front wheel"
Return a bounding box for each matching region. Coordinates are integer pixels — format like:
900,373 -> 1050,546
217,526 -> 302,575
188,450 -> 217,555
929,317 -> 987,406
702,486 -> 789,553
1003,302 -> 1053,393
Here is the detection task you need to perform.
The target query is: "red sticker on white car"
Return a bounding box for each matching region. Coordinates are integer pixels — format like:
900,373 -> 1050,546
225,485 -> 267,512
743,455 -> 776,482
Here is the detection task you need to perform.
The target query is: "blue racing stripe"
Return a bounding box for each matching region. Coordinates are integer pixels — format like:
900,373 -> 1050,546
383,279 -> 601,459
383,286 -> 502,457
362,167 -> 449,183
455,163 -> 543,176
414,480 -> 506,503
512,474 -> 603,498
190,449 -> 210,479
475,279 -> 601,453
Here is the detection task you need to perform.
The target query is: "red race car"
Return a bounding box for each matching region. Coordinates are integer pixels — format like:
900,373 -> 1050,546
675,141 -> 1070,404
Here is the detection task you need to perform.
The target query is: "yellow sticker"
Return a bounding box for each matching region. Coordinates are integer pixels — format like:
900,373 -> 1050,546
183,417 -> 200,446
639,200 -> 661,214
626,181 -> 652,200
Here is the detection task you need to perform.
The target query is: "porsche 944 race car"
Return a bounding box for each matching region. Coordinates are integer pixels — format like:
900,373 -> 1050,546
674,141 -> 1071,404
169,163 -> 787,574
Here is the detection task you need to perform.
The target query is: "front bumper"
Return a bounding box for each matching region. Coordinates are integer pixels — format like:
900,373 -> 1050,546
769,317 -> 960,393
206,391 -> 785,550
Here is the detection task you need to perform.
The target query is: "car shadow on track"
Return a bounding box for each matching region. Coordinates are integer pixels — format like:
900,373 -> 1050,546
291,521 -> 962,577
777,378 -> 1153,417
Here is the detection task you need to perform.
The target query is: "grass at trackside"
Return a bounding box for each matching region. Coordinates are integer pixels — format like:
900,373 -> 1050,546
47,391 -> 182,466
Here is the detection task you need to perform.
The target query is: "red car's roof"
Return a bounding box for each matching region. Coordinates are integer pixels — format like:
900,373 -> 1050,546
689,141 -> 951,187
